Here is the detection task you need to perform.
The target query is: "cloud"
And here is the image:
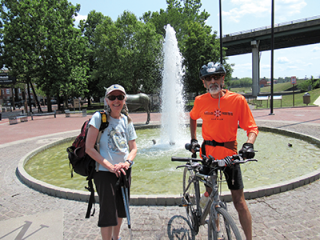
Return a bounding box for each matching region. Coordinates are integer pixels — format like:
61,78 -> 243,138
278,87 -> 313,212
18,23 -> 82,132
277,0 -> 307,15
261,63 -> 270,69
224,0 -> 307,23
223,0 -> 269,23
277,57 -> 290,64
287,65 -> 298,70
313,46 -> 320,52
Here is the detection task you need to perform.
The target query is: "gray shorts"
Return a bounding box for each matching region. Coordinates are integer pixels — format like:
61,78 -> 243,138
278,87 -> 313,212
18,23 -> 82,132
94,169 -> 131,227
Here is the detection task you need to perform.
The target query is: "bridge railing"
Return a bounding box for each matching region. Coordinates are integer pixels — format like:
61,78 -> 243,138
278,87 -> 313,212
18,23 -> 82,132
223,15 -> 320,38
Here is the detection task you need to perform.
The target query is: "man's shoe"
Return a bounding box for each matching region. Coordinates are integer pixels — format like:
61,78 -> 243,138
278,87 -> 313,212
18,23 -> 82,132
217,231 -> 225,240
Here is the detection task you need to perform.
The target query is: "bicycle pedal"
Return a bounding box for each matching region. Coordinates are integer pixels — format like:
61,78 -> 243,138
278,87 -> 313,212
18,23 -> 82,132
179,202 -> 192,207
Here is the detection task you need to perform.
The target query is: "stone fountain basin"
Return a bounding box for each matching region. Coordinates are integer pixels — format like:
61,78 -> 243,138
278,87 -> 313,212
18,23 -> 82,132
17,125 -> 320,205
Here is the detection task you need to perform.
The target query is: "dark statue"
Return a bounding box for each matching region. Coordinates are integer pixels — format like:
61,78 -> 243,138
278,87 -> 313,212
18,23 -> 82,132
126,93 -> 150,124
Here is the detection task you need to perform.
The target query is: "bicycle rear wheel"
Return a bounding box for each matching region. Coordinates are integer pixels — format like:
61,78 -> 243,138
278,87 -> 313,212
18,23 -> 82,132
208,207 -> 242,240
182,167 -> 199,234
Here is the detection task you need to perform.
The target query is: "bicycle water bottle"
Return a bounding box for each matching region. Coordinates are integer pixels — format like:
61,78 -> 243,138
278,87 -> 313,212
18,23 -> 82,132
200,191 -> 209,208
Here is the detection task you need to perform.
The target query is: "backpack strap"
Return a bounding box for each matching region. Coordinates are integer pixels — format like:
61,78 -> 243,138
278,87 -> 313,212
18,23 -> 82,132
99,111 -> 108,131
95,111 -> 109,172
85,111 -> 109,219
85,170 -> 95,218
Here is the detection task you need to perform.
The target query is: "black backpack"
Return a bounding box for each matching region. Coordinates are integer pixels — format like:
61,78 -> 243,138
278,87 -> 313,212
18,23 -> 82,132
66,110 -> 108,218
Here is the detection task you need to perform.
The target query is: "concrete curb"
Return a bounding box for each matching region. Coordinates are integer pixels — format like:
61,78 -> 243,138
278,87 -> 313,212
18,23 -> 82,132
17,126 -> 320,206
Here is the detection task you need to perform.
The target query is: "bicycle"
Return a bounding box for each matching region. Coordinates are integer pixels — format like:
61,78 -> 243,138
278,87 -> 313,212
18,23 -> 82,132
171,145 -> 257,240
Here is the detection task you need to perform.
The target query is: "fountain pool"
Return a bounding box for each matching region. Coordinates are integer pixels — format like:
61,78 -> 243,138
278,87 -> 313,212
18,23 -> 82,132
17,24 -> 320,204
24,127 -> 320,195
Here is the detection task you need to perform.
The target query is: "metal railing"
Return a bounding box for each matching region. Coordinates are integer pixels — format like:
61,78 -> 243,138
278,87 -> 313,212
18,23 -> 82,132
223,15 -> 320,38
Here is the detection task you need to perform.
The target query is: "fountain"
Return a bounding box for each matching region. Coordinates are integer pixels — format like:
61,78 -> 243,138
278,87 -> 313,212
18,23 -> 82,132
17,25 -> 320,205
160,24 -> 187,145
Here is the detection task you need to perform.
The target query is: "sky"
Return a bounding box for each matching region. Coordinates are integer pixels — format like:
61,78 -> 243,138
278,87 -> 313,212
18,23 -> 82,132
69,0 -> 320,79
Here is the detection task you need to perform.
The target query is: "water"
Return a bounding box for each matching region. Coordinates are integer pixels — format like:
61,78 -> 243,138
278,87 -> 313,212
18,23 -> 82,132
160,24 -> 187,145
22,24 -> 320,195
24,128 -> 320,195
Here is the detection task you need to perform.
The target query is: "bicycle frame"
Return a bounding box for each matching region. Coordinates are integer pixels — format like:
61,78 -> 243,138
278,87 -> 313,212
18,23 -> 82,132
186,168 -> 225,226
174,154 -> 257,239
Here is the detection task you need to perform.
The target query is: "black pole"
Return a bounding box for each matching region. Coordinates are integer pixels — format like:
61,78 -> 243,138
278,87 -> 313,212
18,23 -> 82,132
270,0 -> 274,115
219,0 -> 223,64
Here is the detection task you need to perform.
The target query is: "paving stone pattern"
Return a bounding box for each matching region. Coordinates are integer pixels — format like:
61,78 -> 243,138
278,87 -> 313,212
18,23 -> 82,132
1,109 -> 320,239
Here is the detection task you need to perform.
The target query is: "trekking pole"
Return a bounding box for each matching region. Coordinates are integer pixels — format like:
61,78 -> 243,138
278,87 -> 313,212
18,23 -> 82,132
120,173 -> 133,240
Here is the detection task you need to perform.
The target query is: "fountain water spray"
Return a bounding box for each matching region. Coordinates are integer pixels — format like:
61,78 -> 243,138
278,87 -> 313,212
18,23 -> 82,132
160,24 -> 187,145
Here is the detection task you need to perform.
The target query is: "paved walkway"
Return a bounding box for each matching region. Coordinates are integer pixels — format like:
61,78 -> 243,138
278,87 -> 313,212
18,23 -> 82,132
0,107 -> 320,239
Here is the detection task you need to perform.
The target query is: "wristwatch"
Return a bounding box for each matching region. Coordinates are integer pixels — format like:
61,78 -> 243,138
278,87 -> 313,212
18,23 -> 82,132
126,159 -> 134,167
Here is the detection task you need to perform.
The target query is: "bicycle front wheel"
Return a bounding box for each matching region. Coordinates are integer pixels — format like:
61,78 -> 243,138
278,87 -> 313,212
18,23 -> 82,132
182,167 -> 199,234
208,207 -> 242,240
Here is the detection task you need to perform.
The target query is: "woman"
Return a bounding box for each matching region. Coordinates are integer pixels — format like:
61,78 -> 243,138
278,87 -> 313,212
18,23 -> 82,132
85,84 -> 137,240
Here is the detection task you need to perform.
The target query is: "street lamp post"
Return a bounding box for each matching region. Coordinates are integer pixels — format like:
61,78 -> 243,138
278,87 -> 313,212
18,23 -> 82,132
219,0 -> 223,64
270,0 -> 275,115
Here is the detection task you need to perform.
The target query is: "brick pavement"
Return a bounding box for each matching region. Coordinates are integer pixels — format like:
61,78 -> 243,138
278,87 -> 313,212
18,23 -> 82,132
1,107 -> 320,239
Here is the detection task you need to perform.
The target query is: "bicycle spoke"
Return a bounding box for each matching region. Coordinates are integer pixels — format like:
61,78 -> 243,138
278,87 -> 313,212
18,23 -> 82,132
208,207 -> 242,240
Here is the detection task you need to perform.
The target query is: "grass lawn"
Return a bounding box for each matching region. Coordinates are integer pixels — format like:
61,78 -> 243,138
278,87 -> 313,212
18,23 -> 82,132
230,81 -> 320,109
251,88 -> 320,109
189,82 -> 320,109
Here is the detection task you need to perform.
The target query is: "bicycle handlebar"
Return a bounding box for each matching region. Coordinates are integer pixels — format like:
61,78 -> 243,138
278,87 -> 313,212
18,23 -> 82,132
171,155 -> 257,169
171,157 -> 202,162
185,143 -> 200,152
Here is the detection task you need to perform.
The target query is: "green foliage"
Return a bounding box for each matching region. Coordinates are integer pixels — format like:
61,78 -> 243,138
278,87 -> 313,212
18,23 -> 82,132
93,11 -> 163,95
297,79 -> 312,91
182,22 -> 219,93
140,0 -> 227,94
0,0 -> 238,103
229,77 -> 252,88
79,11 -> 107,99
141,0 -> 209,43
0,0 -> 88,111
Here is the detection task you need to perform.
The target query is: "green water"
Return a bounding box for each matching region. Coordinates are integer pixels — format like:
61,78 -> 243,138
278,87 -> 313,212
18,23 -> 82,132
24,128 -> 320,195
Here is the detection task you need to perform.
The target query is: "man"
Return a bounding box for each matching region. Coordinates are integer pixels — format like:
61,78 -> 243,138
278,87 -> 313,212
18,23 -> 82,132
189,62 -> 258,240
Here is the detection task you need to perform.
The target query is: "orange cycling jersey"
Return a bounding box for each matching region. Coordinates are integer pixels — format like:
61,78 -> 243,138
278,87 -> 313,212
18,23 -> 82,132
190,90 -> 258,159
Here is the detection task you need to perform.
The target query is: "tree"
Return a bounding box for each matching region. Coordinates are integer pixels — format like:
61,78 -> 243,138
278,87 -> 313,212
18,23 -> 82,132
140,0 -> 233,94
182,22 -> 220,94
0,0 -> 87,112
79,10 -> 107,104
141,0 -> 209,46
93,11 -> 163,94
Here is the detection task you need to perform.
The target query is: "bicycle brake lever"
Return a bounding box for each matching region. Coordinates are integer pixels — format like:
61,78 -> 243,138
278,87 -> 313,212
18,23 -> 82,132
176,165 -> 188,169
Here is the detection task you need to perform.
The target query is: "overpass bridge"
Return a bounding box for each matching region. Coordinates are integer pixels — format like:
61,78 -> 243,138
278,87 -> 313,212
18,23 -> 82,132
222,16 -> 320,96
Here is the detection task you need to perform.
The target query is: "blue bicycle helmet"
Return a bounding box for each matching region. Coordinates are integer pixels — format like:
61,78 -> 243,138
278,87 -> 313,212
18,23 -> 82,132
199,62 -> 226,80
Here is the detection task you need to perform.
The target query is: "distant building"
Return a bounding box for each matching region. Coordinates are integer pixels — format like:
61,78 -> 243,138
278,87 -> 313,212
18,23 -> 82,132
260,78 -> 278,87
0,86 -> 35,106
259,78 -> 268,87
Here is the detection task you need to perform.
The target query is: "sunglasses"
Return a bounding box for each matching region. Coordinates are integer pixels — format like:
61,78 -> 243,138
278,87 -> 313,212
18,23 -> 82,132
204,74 -> 223,81
107,95 -> 125,101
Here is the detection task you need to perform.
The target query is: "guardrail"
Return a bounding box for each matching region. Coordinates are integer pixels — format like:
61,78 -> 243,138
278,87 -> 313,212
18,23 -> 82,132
31,111 -> 56,120
256,95 -> 282,108
223,15 -> 320,37
8,115 -> 28,125
65,109 -> 87,117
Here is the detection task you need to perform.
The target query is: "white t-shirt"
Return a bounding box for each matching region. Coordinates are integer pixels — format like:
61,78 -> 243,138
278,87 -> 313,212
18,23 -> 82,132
89,111 -> 137,171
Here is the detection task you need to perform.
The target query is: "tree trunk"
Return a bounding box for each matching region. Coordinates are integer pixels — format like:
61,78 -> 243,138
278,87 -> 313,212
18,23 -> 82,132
29,80 -> 43,113
47,92 -> 52,112
26,81 -> 32,113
